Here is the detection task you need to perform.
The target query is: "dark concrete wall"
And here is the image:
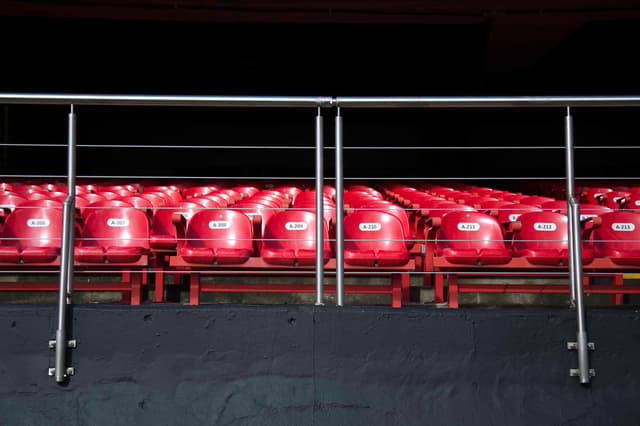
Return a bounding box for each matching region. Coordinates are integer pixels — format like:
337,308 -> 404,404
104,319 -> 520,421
1,305 -> 640,425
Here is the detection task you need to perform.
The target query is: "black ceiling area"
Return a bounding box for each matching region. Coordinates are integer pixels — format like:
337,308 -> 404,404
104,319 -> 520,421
1,2 -> 639,184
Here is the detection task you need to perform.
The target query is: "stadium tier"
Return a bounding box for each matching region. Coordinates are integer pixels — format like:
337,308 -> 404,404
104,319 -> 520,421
0,180 -> 639,307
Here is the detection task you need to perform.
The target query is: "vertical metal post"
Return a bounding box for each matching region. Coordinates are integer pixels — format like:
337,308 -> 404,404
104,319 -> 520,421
53,104 -> 77,383
315,107 -> 324,305
565,106 -> 593,384
335,107 -> 345,306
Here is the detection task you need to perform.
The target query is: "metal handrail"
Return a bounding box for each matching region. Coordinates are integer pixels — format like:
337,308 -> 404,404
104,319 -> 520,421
4,93 -> 640,385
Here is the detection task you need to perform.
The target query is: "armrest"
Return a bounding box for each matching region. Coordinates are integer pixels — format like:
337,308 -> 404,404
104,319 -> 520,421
582,216 -> 601,241
172,213 -> 188,248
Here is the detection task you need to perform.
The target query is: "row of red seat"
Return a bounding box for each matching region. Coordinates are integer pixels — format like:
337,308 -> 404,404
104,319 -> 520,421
1,180 -> 640,307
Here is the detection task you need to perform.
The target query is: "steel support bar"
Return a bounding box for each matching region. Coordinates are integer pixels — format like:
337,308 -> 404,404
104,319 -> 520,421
335,108 -> 345,306
53,105 -> 77,383
315,108 -> 324,305
565,106 -> 592,384
0,93 -> 333,107
335,96 -> 640,108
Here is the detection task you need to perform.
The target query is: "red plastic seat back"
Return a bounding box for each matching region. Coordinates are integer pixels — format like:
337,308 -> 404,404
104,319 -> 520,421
436,211 -> 507,252
593,212 -> 640,257
1,203 -> 63,249
496,203 -> 541,224
183,209 -> 253,252
262,210 -> 330,265
343,211 -> 409,265
513,211 -> 567,253
79,208 -> 149,250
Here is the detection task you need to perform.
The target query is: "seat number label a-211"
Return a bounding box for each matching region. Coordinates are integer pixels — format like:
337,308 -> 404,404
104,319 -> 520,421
612,223 -> 635,231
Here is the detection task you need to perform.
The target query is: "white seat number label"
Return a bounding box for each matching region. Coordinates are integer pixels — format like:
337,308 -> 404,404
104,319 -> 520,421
107,218 -> 130,227
613,223 -> 635,232
534,222 -> 557,231
359,222 -> 381,231
457,223 -> 480,231
27,219 -> 50,227
286,222 -> 307,230
580,214 -> 597,220
508,214 -> 521,222
635,200 -> 640,206
208,220 -> 230,229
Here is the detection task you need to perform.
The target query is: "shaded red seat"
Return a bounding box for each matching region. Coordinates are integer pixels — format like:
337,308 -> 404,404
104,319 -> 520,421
176,209 -> 254,264
590,211 -> 640,265
76,207 -> 149,263
518,196 -> 556,207
512,211 -> 593,266
262,210 -> 330,266
495,203 -> 541,224
343,211 -> 410,266
435,211 -> 511,265
0,200 -> 63,263
581,187 -> 613,204
183,186 -> 217,199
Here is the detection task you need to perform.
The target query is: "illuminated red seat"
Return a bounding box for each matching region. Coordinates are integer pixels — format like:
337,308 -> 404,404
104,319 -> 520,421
177,209 -> 254,264
100,184 -> 139,194
581,187 -> 613,204
0,200 -> 63,263
540,201 -> 612,220
183,186 -> 217,199
602,190 -> 630,209
75,207 -> 149,263
0,193 -> 28,212
343,211 -> 410,266
435,211 -> 511,265
512,211 -> 593,265
591,212 -> 640,265
82,200 -> 134,219
362,201 -> 412,248
232,186 -> 260,199
518,196 -> 555,207
495,203 -> 541,224
262,210 -> 330,266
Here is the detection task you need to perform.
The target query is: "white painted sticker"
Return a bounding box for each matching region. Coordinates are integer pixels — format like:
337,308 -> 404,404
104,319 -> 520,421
0,204 -> 15,209
27,218 -> 50,227
179,212 -> 192,220
612,223 -> 636,232
209,220 -> 230,229
359,222 -> 381,231
285,222 -> 307,231
107,218 -> 130,227
534,222 -> 557,231
508,214 -> 521,222
635,200 -> 640,206
457,223 -> 480,231
580,214 -> 597,220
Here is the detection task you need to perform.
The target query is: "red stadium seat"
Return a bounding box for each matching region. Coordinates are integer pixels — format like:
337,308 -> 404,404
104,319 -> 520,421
590,211 -> 640,265
262,210 -> 330,266
75,207 -> 149,263
512,211 -> 593,266
435,211 -> 511,265
0,200 -> 63,263
176,209 -> 254,264
581,187 -> 613,205
343,211 -> 410,266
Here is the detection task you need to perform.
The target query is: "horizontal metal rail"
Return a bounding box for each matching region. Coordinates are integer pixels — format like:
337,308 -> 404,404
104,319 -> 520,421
335,96 -> 640,108
0,94 -> 333,108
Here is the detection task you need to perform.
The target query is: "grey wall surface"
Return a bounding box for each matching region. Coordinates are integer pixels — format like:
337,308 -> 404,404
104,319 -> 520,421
1,305 -> 639,426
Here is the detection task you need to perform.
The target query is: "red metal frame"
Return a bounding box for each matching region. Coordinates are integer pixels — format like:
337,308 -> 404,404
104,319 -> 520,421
0,256 -> 150,305
167,257 -> 414,307
432,256 -> 640,308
